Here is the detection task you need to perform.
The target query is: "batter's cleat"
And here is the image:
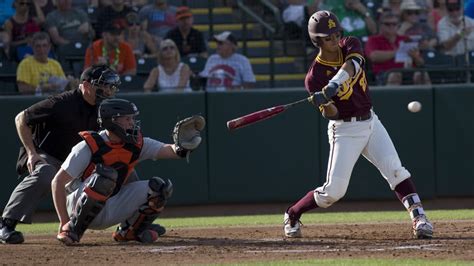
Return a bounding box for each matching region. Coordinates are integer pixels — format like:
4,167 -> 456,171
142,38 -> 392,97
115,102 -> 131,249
284,212 -> 302,238
148,223 -> 166,236
0,218 -> 24,244
413,215 -> 433,239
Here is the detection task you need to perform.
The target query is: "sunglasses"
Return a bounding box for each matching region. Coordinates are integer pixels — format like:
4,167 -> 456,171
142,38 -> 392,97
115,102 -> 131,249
405,10 -> 420,15
161,46 -> 175,51
447,6 -> 460,12
18,1 -> 31,5
128,22 -> 139,26
382,22 -> 398,27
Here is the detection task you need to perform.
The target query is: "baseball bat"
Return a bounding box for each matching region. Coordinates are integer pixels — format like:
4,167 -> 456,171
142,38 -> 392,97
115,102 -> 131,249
226,96 -> 312,131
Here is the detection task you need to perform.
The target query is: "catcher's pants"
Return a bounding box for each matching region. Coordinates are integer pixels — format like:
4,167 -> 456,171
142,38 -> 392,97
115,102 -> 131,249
66,177 -> 150,230
314,111 -> 411,208
2,153 -> 62,223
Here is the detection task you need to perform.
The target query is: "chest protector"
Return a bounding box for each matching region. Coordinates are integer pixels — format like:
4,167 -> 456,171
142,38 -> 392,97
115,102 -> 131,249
79,131 -> 143,196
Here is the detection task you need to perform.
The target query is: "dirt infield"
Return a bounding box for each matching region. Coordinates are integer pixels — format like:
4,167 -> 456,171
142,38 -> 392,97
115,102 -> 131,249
0,220 -> 473,264
1,199 -> 473,264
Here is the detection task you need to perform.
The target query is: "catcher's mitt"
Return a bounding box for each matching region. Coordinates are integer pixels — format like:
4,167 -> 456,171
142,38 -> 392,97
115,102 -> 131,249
172,115 -> 206,161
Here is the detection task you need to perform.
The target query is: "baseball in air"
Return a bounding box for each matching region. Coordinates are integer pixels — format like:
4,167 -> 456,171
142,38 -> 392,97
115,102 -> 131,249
407,101 -> 422,113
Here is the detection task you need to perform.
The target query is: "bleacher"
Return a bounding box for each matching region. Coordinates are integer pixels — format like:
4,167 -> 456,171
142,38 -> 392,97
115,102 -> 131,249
1,0 -> 473,96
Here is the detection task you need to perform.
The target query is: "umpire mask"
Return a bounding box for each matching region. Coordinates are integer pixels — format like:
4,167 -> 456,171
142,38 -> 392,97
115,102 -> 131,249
98,98 -> 141,144
81,65 -> 121,104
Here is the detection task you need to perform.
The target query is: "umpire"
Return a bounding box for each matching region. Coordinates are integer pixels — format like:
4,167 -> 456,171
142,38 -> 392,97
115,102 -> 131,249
0,64 -> 120,244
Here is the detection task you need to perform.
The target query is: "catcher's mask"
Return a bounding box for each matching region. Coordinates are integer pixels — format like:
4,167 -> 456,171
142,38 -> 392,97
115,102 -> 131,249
308,10 -> 343,47
98,98 -> 141,144
81,64 -> 121,103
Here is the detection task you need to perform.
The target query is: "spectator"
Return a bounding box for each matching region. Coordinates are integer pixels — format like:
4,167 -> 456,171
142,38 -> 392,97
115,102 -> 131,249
381,0 -> 402,16
16,23 -> 55,60
95,0 -> 133,38
143,39 -> 192,92
165,6 -> 207,58
430,0 -> 448,31
200,31 -> 256,91
466,0 -> 474,19
398,0 -> 438,51
16,32 -> 71,95
126,0 -> 148,12
123,11 -> 157,59
365,11 -> 429,85
138,0 -> 177,45
3,0 -> 41,61
0,0 -> 15,26
45,0 -> 92,46
437,0 -> 474,56
332,0 -> 377,39
31,0 -> 56,20
84,21 -> 136,75
281,0 -> 320,40
0,26 -> 11,60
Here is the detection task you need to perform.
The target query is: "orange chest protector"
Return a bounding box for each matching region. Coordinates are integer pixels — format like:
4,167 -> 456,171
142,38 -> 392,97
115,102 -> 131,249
79,131 -> 143,195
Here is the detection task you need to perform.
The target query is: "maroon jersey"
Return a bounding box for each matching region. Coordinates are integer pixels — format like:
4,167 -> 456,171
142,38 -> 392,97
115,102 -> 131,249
305,36 -> 372,119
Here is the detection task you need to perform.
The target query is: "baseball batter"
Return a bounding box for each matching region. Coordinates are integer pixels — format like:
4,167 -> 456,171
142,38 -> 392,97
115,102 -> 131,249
52,99 -> 205,245
283,11 -> 433,239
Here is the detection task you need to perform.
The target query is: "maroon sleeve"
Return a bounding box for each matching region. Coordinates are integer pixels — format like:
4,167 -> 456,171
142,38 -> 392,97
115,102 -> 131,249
304,61 -> 329,95
340,36 -> 365,66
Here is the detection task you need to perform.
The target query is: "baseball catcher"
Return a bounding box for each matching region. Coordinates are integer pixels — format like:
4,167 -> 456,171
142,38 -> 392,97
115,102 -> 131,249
51,98 -> 205,245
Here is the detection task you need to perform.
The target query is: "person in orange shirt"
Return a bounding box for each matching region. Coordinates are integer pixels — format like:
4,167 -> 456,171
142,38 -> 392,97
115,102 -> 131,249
84,22 -> 137,75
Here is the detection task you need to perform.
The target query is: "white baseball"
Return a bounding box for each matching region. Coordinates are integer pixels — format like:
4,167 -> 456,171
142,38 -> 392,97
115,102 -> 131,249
407,101 -> 422,113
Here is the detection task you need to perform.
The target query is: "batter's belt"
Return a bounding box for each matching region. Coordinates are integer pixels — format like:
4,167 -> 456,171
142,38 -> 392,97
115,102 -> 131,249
341,112 -> 372,122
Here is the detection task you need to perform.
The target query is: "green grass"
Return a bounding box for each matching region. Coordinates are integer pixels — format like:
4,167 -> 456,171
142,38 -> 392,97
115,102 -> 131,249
17,209 -> 474,233
217,258 -> 474,266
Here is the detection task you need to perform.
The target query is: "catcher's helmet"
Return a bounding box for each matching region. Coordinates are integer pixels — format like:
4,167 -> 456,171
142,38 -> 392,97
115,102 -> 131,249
98,98 -> 141,144
308,10 -> 342,46
81,64 -> 121,102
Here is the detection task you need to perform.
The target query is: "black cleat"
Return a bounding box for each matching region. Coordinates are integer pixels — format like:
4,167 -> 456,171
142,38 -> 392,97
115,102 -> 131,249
0,218 -> 24,244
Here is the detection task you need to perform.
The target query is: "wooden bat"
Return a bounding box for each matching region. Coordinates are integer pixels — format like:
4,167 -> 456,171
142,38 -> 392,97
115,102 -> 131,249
226,96 -> 312,131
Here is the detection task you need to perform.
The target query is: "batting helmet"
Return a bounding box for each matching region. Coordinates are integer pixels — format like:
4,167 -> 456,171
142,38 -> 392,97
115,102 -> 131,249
81,64 -> 121,102
308,10 -> 342,46
98,98 -> 141,144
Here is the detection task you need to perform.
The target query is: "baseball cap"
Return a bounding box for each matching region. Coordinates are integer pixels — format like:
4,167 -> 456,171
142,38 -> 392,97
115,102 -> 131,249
103,21 -> 124,35
446,0 -> 461,11
213,31 -> 237,45
176,6 -> 192,20
400,0 -> 421,11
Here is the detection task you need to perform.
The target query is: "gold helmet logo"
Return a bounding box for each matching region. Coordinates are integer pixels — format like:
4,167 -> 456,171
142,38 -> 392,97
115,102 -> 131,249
328,19 -> 336,29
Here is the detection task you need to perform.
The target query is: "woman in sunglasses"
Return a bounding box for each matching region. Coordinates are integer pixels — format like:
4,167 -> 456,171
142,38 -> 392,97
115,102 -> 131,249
143,39 -> 192,92
123,12 -> 157,59
3,0 -> 42,61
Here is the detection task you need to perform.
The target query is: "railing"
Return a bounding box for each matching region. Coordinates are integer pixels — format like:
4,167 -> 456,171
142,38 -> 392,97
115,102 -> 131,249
236,0 -> 277,88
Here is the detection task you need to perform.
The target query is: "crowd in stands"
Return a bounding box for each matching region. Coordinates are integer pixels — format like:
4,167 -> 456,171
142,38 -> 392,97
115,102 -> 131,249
281,0 -> 474,85
0,0 -> 473,96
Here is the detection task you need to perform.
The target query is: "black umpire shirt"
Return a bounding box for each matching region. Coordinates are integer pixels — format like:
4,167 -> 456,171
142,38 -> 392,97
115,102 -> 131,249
23,89 -> 99,162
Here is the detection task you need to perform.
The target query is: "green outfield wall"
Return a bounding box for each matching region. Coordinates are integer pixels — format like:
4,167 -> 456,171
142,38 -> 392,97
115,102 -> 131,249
0,85 -> 472,212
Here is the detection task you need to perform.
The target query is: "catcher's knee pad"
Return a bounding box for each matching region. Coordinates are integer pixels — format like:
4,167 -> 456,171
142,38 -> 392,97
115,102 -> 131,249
314,183 -> 347,208
70,164 -> 118,240
113,177 -> 173,242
